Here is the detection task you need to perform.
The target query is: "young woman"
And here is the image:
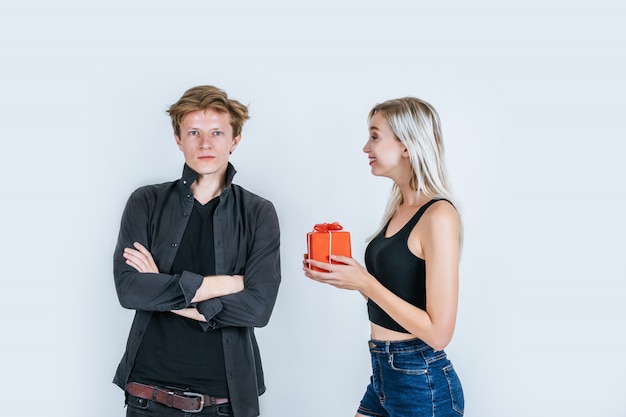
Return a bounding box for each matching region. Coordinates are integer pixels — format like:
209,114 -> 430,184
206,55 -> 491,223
304,97 -> 464,417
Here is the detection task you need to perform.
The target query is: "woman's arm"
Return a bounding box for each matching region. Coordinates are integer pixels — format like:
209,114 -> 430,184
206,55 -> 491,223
305,201 -> 460,350
367,202 -> 460,350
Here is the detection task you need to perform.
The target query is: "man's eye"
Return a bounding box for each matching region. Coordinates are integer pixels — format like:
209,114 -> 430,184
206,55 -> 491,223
212,131 -> 223,136
189,130 -> 199,136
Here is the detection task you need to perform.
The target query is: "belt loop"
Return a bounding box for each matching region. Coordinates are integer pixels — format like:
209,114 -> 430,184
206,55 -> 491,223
385,340 -> 391,354
166,391 -> 174,408
151,386 -> 158,401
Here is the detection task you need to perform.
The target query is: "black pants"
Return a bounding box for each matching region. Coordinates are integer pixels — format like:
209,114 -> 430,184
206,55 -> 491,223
125,394 -> 234,417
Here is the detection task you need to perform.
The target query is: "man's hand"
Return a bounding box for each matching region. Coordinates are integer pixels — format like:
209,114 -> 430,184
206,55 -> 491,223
171,308 -> 207,322
123,242 -> 159,273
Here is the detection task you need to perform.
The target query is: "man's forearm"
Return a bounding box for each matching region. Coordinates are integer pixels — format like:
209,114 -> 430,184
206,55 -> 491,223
191,275 -> 244,303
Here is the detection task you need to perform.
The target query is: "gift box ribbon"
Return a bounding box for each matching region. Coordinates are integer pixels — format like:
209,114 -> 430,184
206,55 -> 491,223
313,222 -> 343,232
308,222 -> 345,267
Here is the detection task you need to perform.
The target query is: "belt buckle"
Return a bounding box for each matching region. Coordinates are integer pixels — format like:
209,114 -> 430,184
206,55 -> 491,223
181,392 -> 204,413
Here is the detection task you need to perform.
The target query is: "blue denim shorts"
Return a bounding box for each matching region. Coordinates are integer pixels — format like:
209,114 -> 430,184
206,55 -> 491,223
357,338 -> 464,417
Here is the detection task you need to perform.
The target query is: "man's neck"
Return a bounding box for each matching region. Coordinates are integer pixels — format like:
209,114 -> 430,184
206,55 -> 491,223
191,173 -> 225,205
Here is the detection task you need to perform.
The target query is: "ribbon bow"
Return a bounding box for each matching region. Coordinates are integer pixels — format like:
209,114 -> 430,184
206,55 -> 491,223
313,222 -> 343,232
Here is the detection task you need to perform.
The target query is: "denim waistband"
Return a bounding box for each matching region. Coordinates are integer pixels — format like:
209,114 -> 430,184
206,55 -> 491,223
367,338 -> 431,354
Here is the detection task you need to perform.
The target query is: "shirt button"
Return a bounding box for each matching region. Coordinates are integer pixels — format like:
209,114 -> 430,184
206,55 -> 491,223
187,194 -> 191,198
183,213 -> 189,217
183,180 -> 187,185
171,243 -> 178,247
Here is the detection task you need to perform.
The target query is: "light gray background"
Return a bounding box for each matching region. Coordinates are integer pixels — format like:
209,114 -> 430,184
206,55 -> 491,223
1,1 -> 624,416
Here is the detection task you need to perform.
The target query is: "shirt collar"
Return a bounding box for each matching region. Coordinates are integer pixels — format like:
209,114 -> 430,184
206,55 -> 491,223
180,163 -> 237,190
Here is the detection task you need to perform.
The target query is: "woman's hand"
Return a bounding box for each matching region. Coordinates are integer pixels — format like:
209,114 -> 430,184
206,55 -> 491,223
123,242 -> 159,273
303,254 -> 375,295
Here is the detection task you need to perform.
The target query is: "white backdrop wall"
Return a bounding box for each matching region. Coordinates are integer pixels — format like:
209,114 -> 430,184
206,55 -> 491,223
1,1 -> 625,416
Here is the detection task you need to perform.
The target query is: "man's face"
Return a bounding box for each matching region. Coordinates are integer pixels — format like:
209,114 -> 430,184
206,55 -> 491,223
175,109 -> 240,178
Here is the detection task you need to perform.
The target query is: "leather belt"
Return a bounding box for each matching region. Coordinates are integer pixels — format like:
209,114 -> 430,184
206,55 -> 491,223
126,382 -> 229,413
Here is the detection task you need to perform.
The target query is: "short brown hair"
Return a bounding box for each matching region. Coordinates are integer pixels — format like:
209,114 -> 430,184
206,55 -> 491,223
167,85 -> 250,138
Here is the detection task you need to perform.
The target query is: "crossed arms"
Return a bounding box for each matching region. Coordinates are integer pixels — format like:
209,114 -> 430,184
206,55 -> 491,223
123,242 -> 243,322
113,186 -> 281,329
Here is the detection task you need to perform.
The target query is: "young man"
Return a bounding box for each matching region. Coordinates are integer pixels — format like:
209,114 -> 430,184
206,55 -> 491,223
112,85 -> 281,417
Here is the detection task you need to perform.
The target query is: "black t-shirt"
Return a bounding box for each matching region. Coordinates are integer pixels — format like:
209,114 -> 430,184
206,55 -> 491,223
129,197 -> 229,396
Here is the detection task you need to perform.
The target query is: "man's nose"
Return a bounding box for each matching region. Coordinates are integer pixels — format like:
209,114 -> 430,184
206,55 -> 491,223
199,135 -> 211,148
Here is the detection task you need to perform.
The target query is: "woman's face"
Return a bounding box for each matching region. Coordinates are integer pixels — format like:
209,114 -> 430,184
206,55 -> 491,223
363,112 -> 409,180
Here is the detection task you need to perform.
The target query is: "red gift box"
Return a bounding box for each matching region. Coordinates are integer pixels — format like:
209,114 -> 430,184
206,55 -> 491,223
307,222 -> 352,272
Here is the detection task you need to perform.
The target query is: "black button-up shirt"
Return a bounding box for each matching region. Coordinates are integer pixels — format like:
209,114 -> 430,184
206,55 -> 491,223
112,163 -> 281,417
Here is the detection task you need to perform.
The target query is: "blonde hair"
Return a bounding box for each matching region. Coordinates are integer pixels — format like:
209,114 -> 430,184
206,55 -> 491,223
368,97 -> 458,240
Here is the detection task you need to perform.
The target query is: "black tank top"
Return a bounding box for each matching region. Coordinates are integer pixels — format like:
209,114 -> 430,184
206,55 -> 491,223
365,199 -> 444,333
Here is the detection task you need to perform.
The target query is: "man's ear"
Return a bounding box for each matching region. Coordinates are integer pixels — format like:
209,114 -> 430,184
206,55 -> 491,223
230,135 -> 242,154
174,135 -> 183,150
